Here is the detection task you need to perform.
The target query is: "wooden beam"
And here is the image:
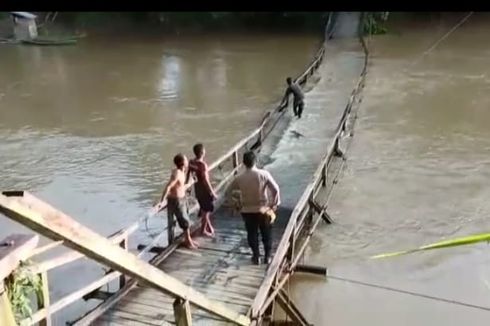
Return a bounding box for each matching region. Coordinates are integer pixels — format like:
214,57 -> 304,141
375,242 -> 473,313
276,289 -> 311,326
0,193 -> 249,326
294,264 -> 327,276
232,151 -> 239,170
37,271 -> 51,326
321,165 -> 327,187
308,199 -> 333,224
0,283 -> 16,326
29,223 -> 138,274
28,241 -> 63,258
70,228 -> 188,326
83,290 -> 113,301
173,298 -> 193,326
0,234 -> 39,281
70,199 -> 206,325
136,244 -> 165,254
22,266 -> 123,325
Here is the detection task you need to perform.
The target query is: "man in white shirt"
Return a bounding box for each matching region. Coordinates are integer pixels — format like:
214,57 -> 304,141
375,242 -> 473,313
226,151 -> 280,265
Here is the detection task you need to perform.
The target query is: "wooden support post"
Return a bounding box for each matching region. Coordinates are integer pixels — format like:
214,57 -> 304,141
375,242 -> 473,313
37,271 -> 52,326
136,244 -> 165,254
0,234 -> 39,326
286,238 -> 293,262
321,165 -> 327,187
173,298 -> 192,326
0,192 -> 250,326
83,290 -> 113,301
119,237 -> 128,289
305,208 -> 314,230
0,282 -> 16,326
232,151 -> 239,175
309,199 -> 333,224
294,264 -> 327,276
276,289 -> 311,326
167,213 -> 175,246
334,138 -> 344,157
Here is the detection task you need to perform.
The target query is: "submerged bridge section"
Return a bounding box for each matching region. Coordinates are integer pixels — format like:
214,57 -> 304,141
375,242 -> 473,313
0,12 -> 368,326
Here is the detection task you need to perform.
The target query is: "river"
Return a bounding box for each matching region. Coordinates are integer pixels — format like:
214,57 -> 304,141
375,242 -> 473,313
3,13 -> 490,326
0,32 -> 319,324
291,12 -> 490,325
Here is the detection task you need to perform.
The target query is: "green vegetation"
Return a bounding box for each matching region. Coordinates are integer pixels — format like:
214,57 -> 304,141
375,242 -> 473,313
362,12 -> 389,35
5,261 -> 42,323
67,12 -> 330,31
0,12 -> 330,34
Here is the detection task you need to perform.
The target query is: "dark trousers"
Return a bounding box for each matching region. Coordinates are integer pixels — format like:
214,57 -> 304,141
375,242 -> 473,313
293,100 -> 304,118
241,212 -> 272,258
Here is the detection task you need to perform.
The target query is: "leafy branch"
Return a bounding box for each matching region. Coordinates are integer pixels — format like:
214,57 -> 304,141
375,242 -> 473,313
5,260 -> 42,323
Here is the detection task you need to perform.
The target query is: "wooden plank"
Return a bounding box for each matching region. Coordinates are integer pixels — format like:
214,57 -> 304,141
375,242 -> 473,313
173,298 -> 192,326
28,241 -> 63,258
114,300 -> 175,323
0,282 -> 16,326
0,192 -> 250,326
135,288 -> 253,309
37,271 -> 51,326
22,266 -> 121,325
118,296 -> 232,323
93,316 -> 128,326
0,234 -> 39,280
71,244 -> 177,326
29,223 -> 138,274
120,297 -> 175,314
102,309 -> 164,326
276,289 -> 310,326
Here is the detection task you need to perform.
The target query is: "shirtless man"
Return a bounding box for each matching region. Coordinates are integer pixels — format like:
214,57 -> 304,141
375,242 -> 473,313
187,143 -> 217,237
156,153 -> 198,249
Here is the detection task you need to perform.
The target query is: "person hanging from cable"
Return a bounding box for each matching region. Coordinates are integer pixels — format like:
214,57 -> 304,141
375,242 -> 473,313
280,77 -> 305,119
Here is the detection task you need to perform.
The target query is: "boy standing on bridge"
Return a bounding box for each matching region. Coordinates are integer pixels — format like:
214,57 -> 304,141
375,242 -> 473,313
225,151 -> 280,265
187,143 -> 217,238
155,153 -> 199,249
281,77 -> 305,119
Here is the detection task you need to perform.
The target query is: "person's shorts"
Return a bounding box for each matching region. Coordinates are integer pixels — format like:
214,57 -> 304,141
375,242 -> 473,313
294,100 -> 305,109
167,197 -> 190,230
197,194 -> 214,214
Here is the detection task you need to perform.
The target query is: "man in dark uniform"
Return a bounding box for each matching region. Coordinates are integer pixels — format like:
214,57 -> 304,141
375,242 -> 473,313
281,77 -> 305,119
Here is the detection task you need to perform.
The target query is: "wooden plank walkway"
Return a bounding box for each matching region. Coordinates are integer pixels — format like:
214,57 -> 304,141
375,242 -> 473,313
95,205 -> 289,325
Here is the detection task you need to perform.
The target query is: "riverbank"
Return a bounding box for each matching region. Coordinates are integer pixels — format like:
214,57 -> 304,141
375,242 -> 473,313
0,12 -> 330,39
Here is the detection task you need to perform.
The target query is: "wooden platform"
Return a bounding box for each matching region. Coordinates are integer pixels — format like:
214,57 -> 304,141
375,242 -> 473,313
95,207 -> 289,325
